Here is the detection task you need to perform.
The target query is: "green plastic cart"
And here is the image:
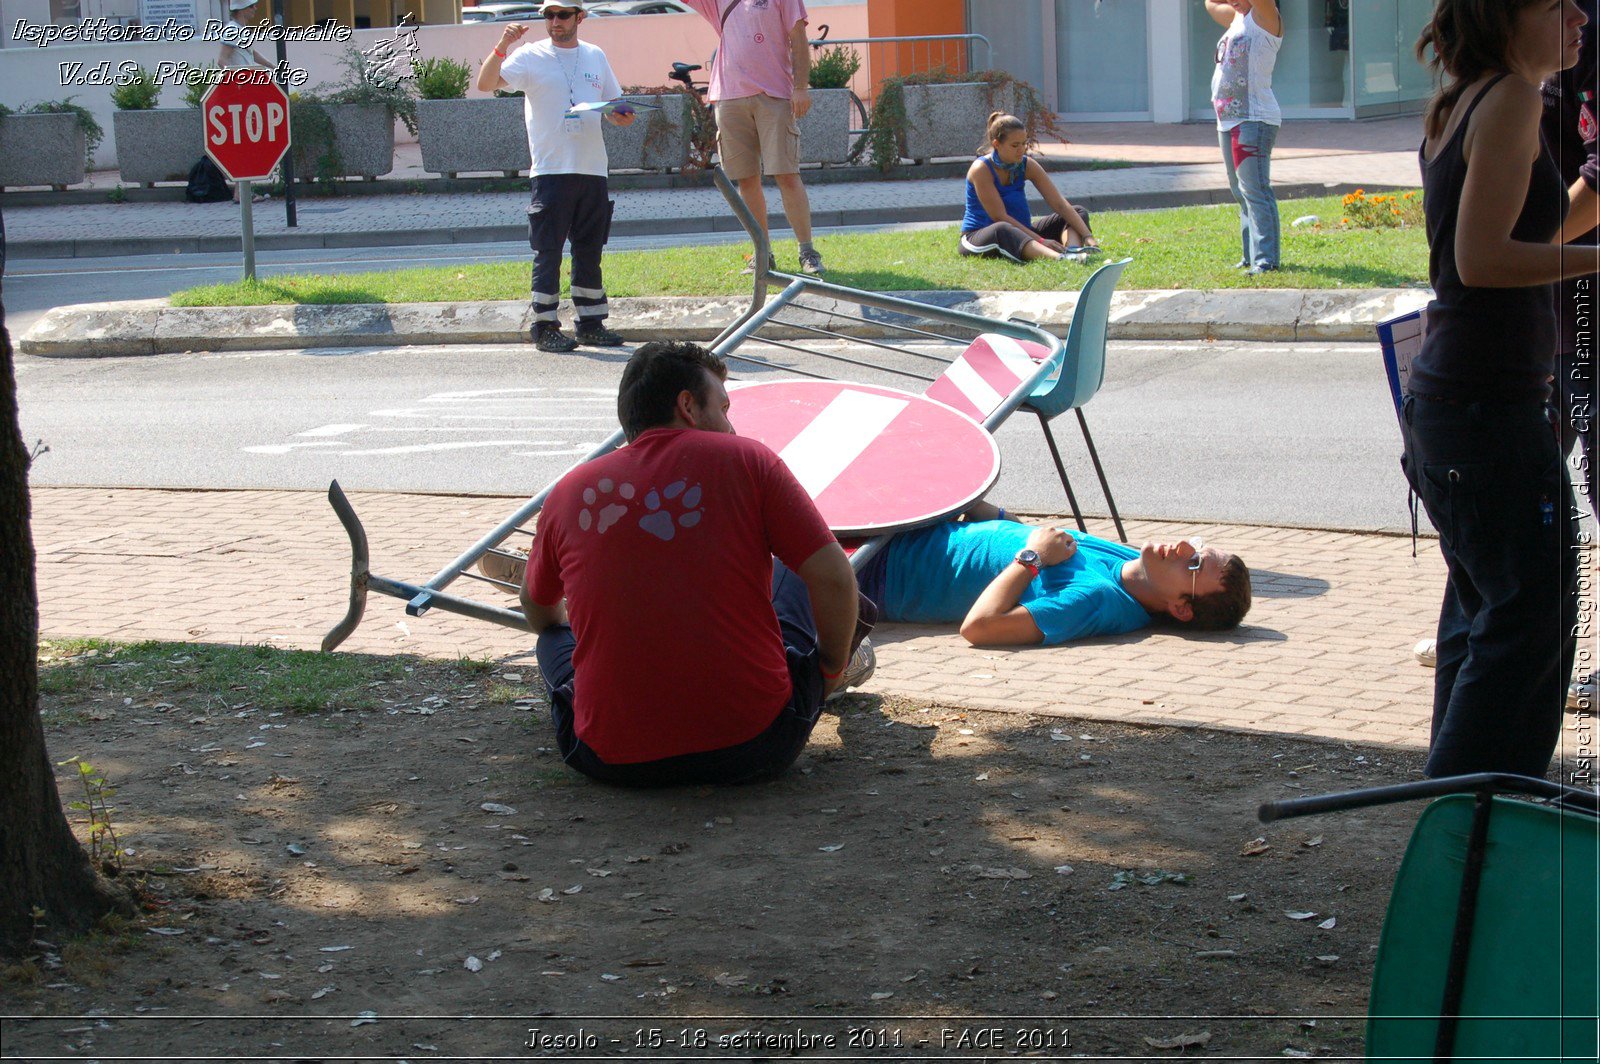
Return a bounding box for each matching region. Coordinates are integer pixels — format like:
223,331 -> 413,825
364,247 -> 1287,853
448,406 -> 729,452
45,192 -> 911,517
1260,773 -> 1599,1063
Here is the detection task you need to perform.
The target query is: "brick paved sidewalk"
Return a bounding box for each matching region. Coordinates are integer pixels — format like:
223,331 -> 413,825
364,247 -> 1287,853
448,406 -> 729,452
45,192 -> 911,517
32,485 -> 1456,751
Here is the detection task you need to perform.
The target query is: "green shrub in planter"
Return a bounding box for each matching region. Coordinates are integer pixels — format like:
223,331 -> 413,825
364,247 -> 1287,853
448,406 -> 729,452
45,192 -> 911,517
178,64 -> 220,108
415,57 -> 471,100
4,98 -> 104,168
808,45 -> 860,90
110,66 -> 161,110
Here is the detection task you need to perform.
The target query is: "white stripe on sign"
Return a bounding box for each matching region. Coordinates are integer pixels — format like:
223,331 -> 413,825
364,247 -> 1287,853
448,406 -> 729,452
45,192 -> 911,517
779,390 -> 908,499
942,356 -> 1006,418
986,334 -> 1043,380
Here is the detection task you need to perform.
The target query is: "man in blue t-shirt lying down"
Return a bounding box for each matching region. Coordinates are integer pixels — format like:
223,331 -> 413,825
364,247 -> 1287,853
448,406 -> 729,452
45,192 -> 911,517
856,502 -> 1252,647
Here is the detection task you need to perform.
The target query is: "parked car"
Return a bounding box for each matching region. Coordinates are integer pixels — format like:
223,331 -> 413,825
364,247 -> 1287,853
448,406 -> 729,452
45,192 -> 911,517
587,0 -> 695,14
462,2 -> 543,22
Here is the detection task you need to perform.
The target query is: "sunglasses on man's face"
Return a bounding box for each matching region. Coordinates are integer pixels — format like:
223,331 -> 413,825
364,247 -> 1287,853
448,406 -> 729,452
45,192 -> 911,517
546,8 -> 579,18
1185,538 -> 1205,599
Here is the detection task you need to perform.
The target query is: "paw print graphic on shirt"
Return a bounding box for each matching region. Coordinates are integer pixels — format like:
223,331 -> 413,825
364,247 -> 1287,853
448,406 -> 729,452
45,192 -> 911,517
577,478 -> 636,534
638,480 -> 703,541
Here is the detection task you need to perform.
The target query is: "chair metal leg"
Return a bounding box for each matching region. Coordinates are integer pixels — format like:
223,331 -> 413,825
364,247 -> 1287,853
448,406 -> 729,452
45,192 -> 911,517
1075,408 -> 1127,543
1037,411 -> 1087,534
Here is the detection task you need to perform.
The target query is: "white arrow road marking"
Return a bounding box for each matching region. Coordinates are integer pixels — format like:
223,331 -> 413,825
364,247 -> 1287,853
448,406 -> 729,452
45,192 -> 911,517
368,407 -> 611,419
243,441 -> 346,455
778,390 -> 908,499
342,440 -> 559,456
296,423 -> 365,437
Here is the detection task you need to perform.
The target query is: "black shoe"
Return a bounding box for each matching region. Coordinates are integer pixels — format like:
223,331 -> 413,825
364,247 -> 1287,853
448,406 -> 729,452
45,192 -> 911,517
534,323 -> 578,353
574,321 -> 626,347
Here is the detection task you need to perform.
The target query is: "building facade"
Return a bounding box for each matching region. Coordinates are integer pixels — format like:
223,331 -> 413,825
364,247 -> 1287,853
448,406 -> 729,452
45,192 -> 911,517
967,0 -> 1432,122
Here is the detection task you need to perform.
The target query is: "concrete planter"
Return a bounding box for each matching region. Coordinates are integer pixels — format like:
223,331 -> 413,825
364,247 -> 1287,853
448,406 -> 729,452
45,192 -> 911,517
0,112 -> 87,190
603,92 -> 691,172
902,82 -> 1018,163
799,87 -> 851,166
114,108 -> 205,187
293,103 -> 396,182
417,97 -> 530,178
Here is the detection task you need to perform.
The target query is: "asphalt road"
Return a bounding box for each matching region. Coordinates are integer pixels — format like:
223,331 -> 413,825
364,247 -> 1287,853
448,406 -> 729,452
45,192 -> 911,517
6,233 -> 1414,531
15,335 -> 1413,532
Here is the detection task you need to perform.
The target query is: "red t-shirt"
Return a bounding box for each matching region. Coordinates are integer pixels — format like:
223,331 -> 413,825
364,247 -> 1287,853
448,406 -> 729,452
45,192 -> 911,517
525,428 -> 836,764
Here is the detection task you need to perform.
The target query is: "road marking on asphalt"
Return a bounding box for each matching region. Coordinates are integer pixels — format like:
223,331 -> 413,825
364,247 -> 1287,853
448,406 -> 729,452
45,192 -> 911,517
342,440 -> 561,456
243,441 -> 346,455
297,423 -> 365,437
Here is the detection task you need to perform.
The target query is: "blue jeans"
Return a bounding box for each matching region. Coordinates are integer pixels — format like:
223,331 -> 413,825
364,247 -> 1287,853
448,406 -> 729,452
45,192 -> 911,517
533,559 -> 826,787
1399,395 -> 1577,778
1219,121 -> 1280,270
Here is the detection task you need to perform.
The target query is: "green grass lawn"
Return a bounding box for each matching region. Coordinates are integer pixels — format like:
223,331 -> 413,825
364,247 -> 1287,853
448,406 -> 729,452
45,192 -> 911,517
171,192 -> 1429,308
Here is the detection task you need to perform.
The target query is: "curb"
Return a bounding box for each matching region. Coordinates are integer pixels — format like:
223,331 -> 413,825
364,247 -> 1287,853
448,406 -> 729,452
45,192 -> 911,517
6,179 -> 1396,261
19,288 -> 1432,358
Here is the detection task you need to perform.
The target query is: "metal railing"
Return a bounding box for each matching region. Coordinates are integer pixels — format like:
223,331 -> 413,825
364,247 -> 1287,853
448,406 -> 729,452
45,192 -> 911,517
320,164 -> 1060,650
809,30 -> 993,140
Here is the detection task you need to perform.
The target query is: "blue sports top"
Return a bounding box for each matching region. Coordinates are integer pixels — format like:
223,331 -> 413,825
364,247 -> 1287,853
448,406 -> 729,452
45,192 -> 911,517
881,520 -> 1150,645
961,155 -> 1031,234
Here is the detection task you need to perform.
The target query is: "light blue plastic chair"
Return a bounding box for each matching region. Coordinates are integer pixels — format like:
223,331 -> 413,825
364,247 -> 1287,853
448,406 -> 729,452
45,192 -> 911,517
1021,256 -> 1131,542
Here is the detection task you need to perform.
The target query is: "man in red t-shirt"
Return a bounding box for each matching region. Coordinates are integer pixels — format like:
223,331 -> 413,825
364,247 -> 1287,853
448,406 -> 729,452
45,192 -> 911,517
522,341 -> 867,785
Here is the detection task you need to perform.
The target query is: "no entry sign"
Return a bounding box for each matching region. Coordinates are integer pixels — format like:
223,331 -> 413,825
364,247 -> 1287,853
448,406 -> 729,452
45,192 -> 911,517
202,69 -> 291,182
728,380 -> 1001,537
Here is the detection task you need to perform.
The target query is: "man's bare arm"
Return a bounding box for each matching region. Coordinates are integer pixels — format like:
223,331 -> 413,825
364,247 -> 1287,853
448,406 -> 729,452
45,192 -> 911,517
796,542 -> 857,696
519,586 -> 568,635
789,20 -> 812,119
959,526 -> 1075,647
476,23 -> 527,93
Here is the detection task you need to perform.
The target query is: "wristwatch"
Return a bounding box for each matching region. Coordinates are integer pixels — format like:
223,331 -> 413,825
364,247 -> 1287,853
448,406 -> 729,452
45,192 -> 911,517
1014,548 -> 1041,578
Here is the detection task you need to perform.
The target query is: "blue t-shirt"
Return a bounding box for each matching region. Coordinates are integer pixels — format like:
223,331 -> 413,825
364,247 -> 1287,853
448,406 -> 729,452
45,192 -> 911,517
881,521 -> 1150,645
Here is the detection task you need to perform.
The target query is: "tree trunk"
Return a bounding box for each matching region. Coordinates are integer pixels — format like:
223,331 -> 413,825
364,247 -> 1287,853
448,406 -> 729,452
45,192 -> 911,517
0,248 -> 130,954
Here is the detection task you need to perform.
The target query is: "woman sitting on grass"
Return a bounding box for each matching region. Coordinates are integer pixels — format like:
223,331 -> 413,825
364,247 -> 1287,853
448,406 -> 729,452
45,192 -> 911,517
960,112 -> 1099,263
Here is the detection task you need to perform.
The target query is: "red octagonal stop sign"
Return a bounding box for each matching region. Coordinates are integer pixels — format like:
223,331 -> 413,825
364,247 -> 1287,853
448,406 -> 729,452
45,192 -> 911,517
202,69 -> 291,182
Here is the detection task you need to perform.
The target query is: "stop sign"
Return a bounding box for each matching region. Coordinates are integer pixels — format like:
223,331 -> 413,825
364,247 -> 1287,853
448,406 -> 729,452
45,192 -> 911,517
202,69 -> 291,182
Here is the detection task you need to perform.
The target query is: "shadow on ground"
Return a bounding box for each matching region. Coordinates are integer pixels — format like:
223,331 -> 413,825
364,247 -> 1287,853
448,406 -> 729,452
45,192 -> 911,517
5,644 -> 1436,1060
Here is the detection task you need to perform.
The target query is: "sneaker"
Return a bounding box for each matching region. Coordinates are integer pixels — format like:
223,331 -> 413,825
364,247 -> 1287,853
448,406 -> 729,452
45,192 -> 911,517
477,547 -> 528,589
740,253 -> 777,275
1568,676 -> 1594,713
825,637 -> 876,701
798,247 -> 825,276
534,323 -> 578,353
1413,638 -> 1437,668
575,321 -> 625,347
1233,259 -> 1250,270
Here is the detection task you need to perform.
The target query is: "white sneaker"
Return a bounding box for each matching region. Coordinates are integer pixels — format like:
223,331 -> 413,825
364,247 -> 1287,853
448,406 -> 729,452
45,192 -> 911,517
825,638 -> 875,701
1413,638 -> 1437,668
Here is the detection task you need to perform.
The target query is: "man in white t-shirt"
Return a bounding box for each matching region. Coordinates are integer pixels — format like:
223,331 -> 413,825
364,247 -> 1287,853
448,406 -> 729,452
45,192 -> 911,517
477,1 -> 636,353
218,0 -> 274,70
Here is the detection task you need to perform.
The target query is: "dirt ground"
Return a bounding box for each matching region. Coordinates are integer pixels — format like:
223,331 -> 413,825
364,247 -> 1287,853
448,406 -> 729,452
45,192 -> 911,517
2,650 -> 1430,1062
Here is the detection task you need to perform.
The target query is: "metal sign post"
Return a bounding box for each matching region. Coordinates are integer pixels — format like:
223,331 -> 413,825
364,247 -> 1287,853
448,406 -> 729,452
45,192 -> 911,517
201,69 -> 292,283
272,0 -> 297,228
239,179 -> 256,279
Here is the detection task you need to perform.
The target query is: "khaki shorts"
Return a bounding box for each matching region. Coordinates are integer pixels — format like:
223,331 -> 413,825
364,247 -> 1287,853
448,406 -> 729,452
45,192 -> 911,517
714,94 -> 800,180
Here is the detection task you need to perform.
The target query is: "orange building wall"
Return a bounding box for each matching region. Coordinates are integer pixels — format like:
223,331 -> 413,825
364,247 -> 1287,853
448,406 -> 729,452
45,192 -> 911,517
866,0 -> 968,81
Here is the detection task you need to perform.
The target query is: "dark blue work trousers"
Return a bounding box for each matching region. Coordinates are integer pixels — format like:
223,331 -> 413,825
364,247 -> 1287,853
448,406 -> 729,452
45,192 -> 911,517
534,560 -> 826,788
1400,395 -> 1578,778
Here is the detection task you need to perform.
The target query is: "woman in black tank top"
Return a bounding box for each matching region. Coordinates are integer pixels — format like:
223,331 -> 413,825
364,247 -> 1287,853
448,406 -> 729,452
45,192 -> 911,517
1404,0 -> 1595,779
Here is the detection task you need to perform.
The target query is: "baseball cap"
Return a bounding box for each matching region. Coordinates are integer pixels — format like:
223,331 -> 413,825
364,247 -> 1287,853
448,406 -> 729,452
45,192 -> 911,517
538,0 -> 584,11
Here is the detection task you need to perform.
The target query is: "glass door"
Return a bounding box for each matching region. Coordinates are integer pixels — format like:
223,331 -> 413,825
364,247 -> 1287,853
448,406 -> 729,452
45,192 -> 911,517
1055,0 -> 1150,120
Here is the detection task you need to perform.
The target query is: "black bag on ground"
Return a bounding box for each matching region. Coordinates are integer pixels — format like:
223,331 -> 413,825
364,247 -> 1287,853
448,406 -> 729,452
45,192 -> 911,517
185,157 -> 232,203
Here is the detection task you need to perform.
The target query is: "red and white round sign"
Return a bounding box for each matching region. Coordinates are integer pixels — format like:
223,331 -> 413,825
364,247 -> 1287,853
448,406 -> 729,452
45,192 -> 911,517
729,380 -> 1001,537
201,69 -> 291,182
